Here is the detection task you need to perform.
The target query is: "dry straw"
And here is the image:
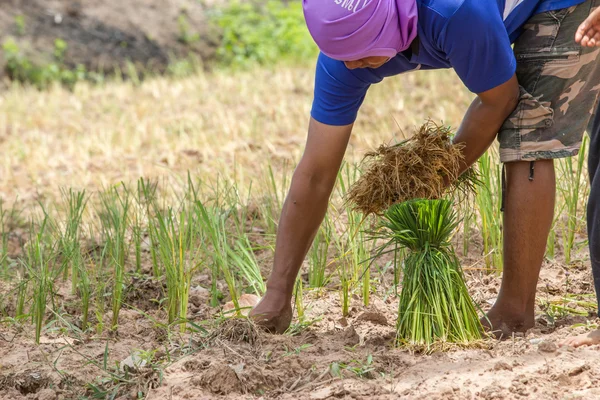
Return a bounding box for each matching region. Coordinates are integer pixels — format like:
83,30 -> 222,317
347,121 -> 473,215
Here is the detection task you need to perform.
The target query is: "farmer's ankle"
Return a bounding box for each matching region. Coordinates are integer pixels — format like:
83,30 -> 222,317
487,300 -> 533,325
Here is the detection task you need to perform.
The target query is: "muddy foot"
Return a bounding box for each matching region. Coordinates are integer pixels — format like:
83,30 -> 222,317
559,329 -> 600,348
248,294 -> 293,334
481,307 -> 534,339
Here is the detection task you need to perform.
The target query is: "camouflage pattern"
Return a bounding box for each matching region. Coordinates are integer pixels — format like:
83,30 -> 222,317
499,0 -> 600,163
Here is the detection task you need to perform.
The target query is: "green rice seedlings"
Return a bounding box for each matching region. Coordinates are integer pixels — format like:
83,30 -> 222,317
294,276 -> 305,322
223,179 -> 267,297
475,150 -> 503,272
331,228 -> 352,318
98,186 -> 131,331
458,196 -> 474,257
195,202 -> 239,312
22,212 -> 56,344
78,252 -> 91,331
152,206 -> 203,332
15,277 -> 28,318
546,200 -> 567,260
227,236 -> 266,296
131,216 -> 143,275
347,209 -> 371,307
259,163 -> 291,236
558,136 -> 588,265
308,214 -> 333,289
92,240 -> 110,335
379,199 -> 482,349
336,163 -> 373,308
56,189 -> 87,294
137,178 -> 161,278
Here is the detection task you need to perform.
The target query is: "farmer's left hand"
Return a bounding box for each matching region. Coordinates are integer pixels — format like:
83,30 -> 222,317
576,7 -> 600,47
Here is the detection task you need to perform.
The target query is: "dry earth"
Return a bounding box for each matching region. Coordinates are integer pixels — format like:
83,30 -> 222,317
1,244 -> 599,400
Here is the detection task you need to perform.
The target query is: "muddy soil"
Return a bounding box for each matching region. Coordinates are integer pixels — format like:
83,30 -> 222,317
0,0 -> 216,76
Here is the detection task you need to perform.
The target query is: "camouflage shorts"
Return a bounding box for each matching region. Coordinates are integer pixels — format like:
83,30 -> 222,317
498,0 -> 600,163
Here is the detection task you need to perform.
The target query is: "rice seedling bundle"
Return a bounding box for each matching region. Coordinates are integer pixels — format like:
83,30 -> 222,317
380,199 -> 482,349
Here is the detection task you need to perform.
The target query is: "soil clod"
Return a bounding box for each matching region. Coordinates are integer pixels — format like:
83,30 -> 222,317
195,363 -> 243,395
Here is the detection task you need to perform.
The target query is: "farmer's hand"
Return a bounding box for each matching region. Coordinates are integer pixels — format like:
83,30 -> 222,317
576,7 -> 600,47
250,118 -> 353,334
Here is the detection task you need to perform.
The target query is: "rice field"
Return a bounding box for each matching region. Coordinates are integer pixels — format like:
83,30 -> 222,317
0,66 -> 598,399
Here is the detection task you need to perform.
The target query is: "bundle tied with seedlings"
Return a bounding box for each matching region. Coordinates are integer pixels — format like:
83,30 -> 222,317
347,121 -> 474,216
378,199 -> 483,349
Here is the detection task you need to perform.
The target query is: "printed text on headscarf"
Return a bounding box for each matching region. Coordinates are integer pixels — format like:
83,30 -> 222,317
334,0 -> 369,13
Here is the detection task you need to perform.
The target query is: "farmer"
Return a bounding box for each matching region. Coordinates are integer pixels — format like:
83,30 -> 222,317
249,0 -> 600,336
561,6 -> 600,348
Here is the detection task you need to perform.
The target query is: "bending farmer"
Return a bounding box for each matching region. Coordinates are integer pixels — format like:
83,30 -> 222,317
249,0 -> 600,336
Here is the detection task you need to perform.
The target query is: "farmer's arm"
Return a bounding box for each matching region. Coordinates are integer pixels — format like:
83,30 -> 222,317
442,3 -> 520,172
249,118 -> 352,332
453,75 -> 520,172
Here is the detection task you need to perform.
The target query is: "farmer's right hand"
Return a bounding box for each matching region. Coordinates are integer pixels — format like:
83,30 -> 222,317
576,7 -> 600,47
249,291 -> 293,334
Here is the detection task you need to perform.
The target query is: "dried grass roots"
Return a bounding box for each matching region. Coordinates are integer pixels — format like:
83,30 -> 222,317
347,122 -> 471,215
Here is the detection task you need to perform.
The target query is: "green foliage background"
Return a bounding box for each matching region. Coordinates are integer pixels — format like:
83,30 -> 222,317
210,0 -> 318,67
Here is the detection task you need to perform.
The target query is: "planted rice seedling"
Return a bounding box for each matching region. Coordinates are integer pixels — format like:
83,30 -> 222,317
98,186 -> 131,331
475,150 -> 503,272
294,276 -> 305,322
22,211 -> 58,344
78,251 -> 92,331
558,136 -> 589,265
259,163 -> 291,236
547,200 -> 567,260
375,199 -> 482,349
57,189 -> 88,295
338,163 -> 373,306
137,178 -> 161,278
152,205 -> 203,332
307,214 -> 333,289
196,201 -> 240,312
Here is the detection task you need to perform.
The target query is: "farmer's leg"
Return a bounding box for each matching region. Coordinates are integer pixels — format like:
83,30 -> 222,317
560,104 -> 600,347
484,1 -> 600,336
484,160 -> 555,335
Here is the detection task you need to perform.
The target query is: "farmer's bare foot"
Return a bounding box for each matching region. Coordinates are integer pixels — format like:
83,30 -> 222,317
559,329 -> 600,348
249,292 -> 293,334
481,304 -> 534,339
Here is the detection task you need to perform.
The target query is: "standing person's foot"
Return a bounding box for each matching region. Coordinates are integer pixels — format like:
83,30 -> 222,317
249,291 -> 293,334
559,329 -> 600,348
481,304 -> 535,339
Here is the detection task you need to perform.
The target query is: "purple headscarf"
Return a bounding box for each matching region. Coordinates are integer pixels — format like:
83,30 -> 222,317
303,0 -> 418,61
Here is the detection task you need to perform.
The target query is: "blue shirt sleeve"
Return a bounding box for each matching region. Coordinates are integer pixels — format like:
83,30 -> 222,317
310,52 -> 421,126
439,0 -> 516,93
310,53 -> 374,126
